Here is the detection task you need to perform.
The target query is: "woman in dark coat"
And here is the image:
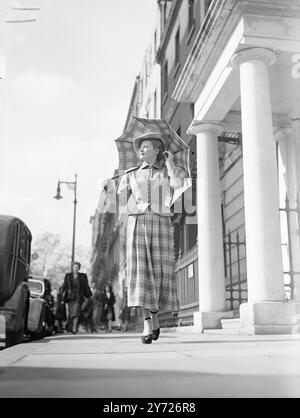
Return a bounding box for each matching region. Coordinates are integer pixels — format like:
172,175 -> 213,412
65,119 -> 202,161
100,285 -> 115,333
62,261 -> 92,334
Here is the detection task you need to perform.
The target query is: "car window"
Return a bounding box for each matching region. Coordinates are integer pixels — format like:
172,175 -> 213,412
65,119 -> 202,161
29,279 -> 44,296
24,227 -> 31,263
19,225 -> 27,261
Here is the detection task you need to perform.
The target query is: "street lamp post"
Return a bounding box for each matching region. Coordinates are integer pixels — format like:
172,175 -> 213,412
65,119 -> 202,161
54,173 -> 78,270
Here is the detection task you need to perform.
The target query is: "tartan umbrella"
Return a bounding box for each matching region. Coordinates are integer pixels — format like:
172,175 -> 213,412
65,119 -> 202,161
114,116 -> 192,178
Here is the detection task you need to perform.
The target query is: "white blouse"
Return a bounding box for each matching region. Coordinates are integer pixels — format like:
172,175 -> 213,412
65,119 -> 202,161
116,160 -> 191,217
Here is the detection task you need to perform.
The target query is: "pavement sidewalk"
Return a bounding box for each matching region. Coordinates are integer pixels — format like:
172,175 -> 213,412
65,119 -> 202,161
0,331 -> 300,398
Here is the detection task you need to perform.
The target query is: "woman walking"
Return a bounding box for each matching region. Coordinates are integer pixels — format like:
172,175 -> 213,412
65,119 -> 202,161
104,132 -> 189,344
62,261 -> 92,334
101,285 -> 116,333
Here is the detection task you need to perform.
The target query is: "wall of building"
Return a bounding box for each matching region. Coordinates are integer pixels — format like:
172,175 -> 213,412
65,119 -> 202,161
220,142 -> 247,310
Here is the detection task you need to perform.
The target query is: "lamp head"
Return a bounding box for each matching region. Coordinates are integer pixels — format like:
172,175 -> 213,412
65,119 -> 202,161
53,182 -> 63,200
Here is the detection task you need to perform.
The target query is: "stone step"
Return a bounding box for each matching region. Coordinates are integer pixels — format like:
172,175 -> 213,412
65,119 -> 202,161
203,328 -> 240,335
221,318 -> 241,329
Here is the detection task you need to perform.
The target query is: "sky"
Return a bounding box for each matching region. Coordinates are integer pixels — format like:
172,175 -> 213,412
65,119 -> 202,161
0,0 -> 157,253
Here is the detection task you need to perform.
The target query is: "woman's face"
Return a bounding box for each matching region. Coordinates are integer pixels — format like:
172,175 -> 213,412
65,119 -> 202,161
139,140 -> 158,164
72,264 -> 80,274
105,286 -> 110,292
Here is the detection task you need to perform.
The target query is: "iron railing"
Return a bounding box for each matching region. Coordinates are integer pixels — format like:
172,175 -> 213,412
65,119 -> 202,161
158,245 -> 199,327
224,230 -> 248,311
279,194 -> 300,300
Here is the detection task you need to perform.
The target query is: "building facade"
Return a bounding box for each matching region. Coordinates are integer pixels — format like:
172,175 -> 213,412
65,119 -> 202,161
171,0 -> 300,334
91,0 -> 300,334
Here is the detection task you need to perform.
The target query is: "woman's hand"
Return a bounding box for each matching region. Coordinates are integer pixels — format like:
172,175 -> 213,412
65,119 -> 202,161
163,151 -> 174,165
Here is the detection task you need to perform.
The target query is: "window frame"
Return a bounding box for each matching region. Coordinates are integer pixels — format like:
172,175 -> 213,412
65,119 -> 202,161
163,60 -> 169,101
188,0 -> 195,31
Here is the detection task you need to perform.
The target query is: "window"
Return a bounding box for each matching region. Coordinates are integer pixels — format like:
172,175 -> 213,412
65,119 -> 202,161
186,223 -> 198,251
163,1 -> 167,26
205,0 -> 213,14
163,61 -> 168,97
19,226 -> 26,261
24,228 -> 31,263
188,0 -> 195,30
175,28 -> 180,66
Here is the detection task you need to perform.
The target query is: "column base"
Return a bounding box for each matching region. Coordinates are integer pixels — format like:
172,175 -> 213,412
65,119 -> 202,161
193,310 -> 234,332
239,301 -> 300,335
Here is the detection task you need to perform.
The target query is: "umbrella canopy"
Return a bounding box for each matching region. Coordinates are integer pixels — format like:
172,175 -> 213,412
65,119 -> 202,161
114,116 -> 192,177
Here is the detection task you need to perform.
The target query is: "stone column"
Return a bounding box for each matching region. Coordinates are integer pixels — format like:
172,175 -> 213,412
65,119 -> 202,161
188,122 -> 233,331
232,48 -> 298,334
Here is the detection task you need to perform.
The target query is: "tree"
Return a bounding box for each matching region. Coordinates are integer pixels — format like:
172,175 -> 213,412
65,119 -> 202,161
30,232 -> 91,292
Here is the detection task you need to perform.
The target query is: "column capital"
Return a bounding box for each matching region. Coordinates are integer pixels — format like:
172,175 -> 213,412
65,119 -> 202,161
231,47 -> 277,69
188,120 -> 224,136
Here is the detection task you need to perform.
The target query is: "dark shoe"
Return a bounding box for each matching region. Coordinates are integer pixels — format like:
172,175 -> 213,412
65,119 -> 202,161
141,317 -> 152,344
141,334 -> 153,344
150,311 -> 159,341
152,328 -> 160,341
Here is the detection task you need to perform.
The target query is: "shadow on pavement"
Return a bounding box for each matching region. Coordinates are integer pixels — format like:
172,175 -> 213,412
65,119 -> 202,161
47,334 -> 175,341
178,339 -> 300,345
0,366 -> 299,398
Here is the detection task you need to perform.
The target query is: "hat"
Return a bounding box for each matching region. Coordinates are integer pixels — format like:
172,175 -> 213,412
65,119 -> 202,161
133,132 -> 166,153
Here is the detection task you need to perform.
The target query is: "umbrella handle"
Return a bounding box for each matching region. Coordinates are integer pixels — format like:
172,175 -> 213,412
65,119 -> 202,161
110,165 -> 140,180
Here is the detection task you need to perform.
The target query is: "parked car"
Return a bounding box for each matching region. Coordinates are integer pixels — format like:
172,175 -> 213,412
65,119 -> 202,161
0,215 -> 32,348
27,276 -> 55,339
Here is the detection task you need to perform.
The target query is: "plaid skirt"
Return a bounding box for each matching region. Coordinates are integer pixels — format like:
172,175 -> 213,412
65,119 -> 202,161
126,212 -> 180,311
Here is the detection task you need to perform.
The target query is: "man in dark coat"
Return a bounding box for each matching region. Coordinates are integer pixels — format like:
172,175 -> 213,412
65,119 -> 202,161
62,261 -> 92,334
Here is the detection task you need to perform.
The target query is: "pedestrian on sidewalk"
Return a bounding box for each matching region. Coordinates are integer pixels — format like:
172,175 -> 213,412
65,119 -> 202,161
54,285 -> 67,333
62,261 -> 92,334
80,297 -> 95,333
119,286 -> 130,332
100,285 -> 115,333
104,131 -> 189,344
90,281 -> 103,332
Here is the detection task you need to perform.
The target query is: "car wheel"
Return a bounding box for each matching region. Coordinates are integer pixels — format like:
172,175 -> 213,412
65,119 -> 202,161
5,330 -> 18,348
5,297 -> 27,348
